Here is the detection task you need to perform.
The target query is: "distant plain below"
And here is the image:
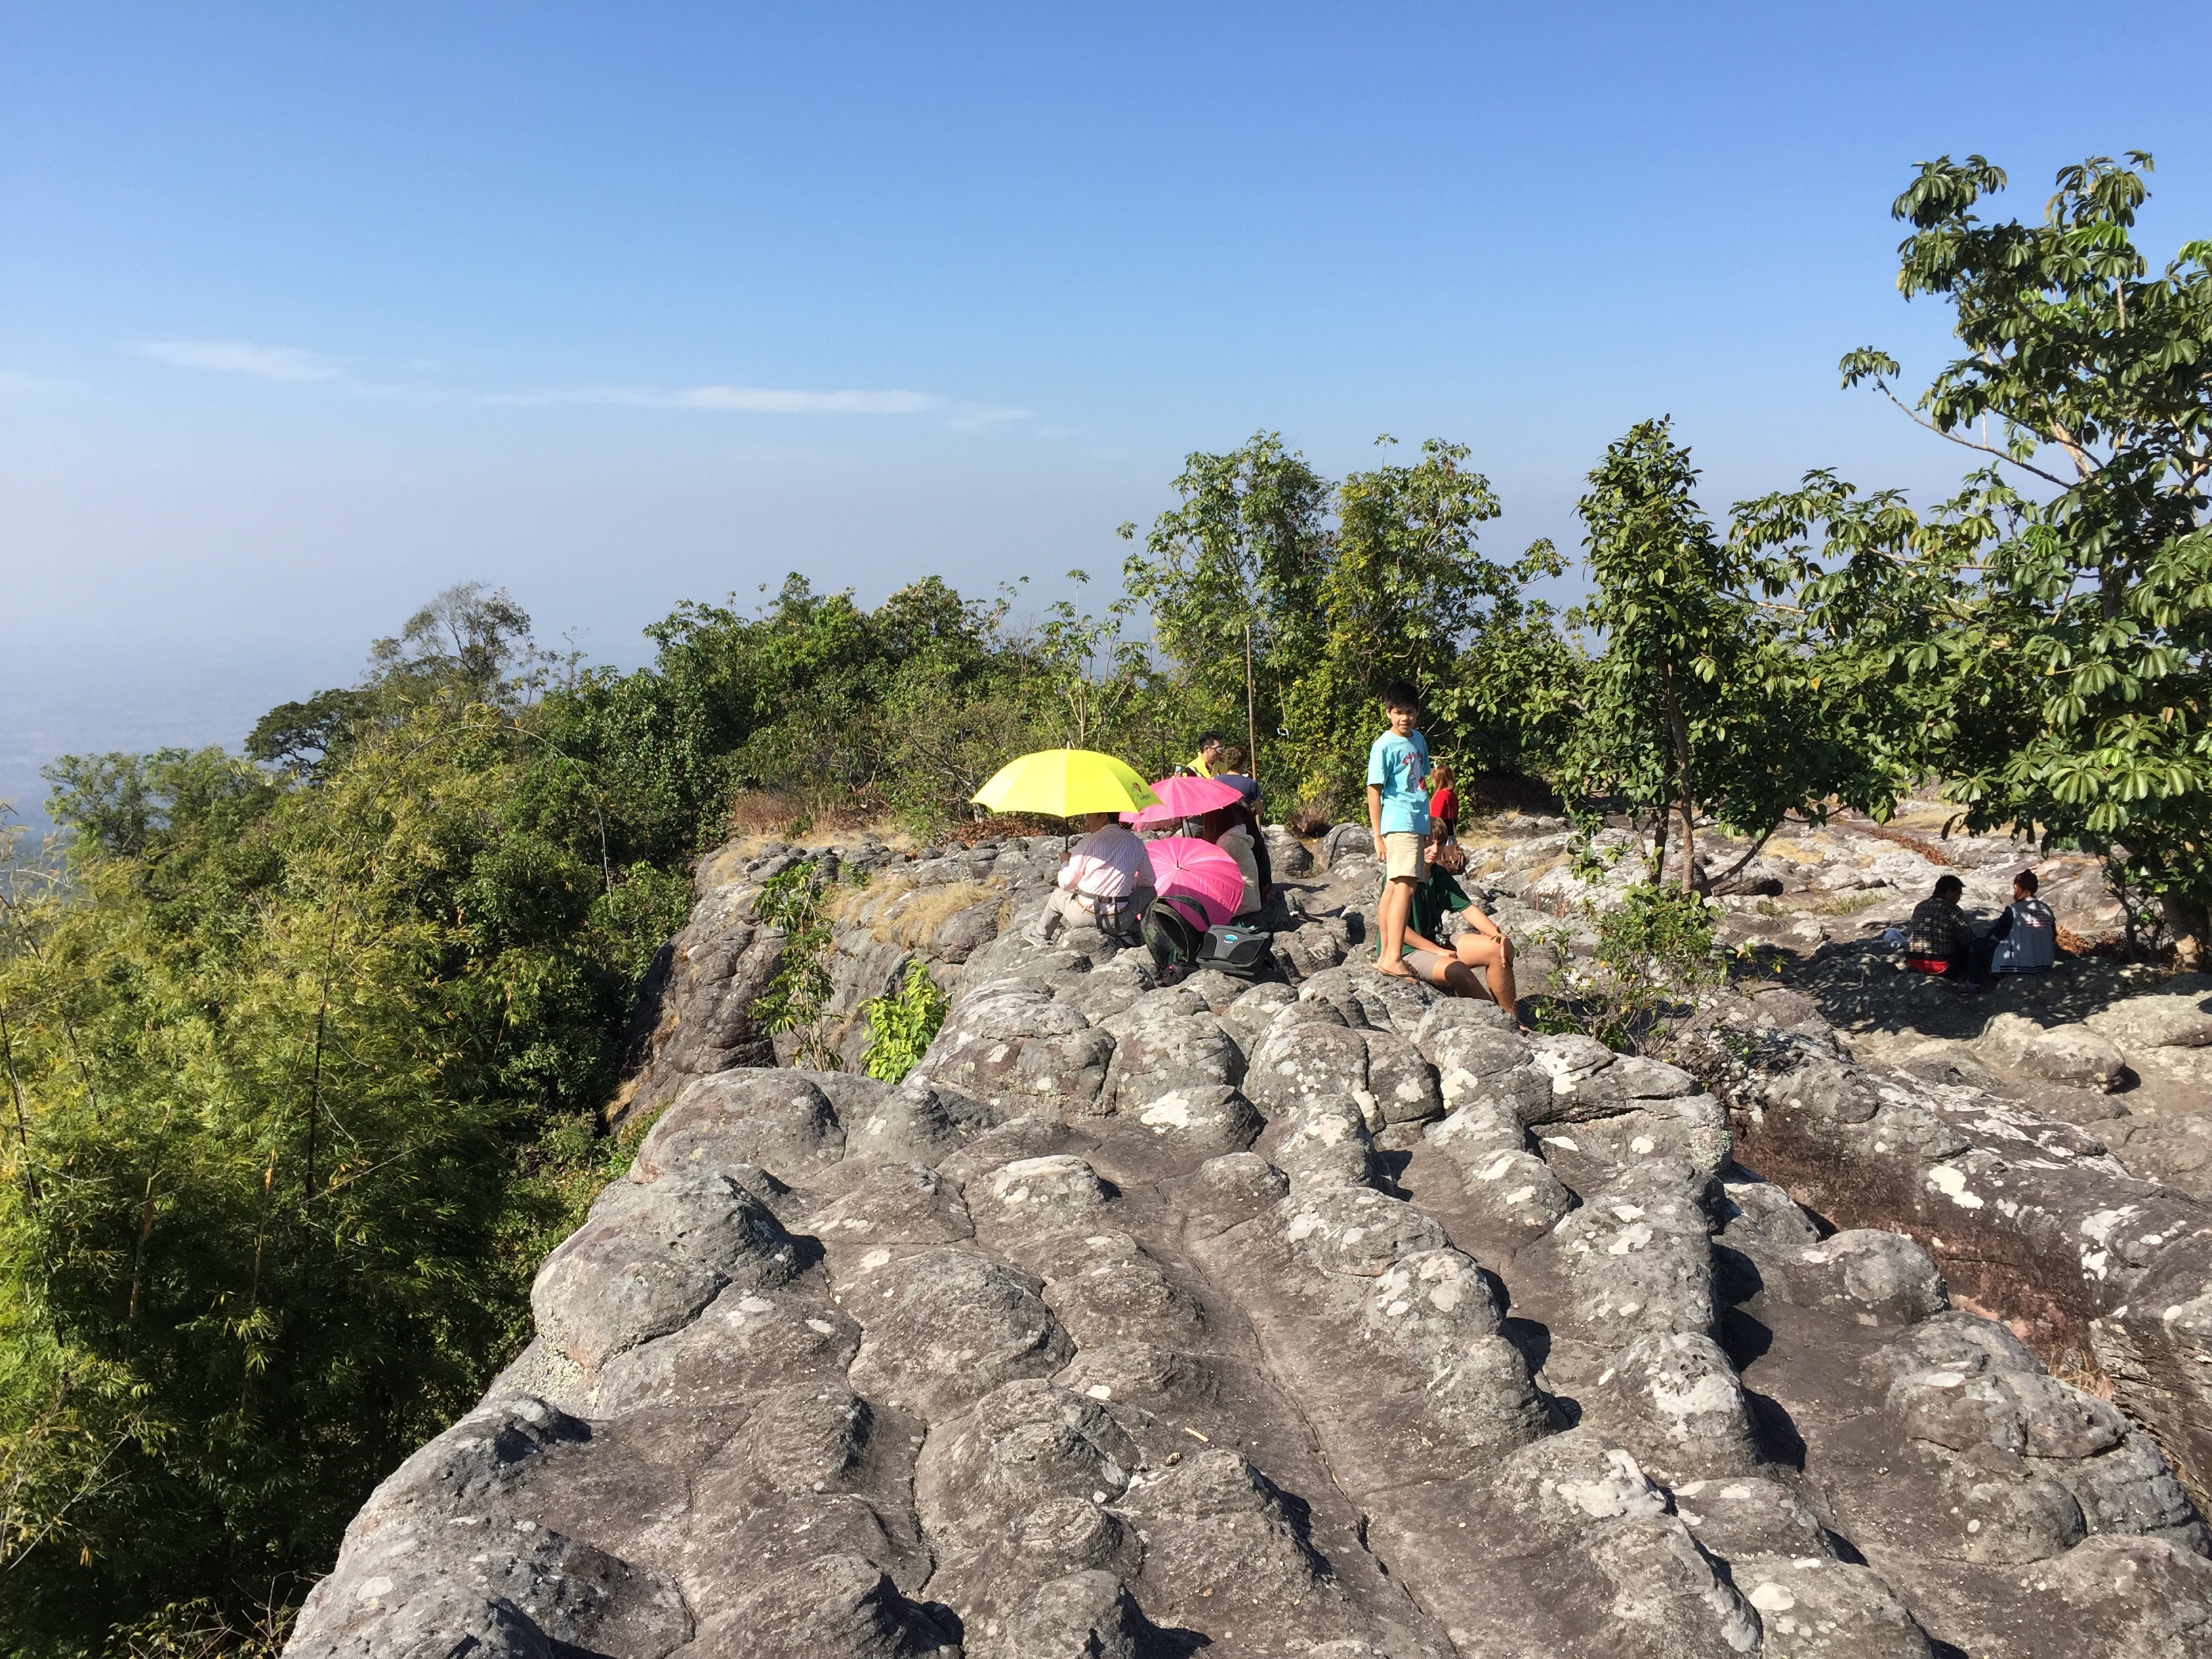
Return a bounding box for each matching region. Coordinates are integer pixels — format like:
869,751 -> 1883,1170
0,636 -> 350,834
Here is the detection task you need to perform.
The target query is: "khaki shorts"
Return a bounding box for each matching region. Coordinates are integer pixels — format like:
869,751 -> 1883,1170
1383,832 -> 1426,881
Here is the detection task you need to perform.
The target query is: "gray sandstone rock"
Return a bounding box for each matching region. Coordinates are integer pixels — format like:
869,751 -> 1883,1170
2083,978 -> 2212,1050
1727,1554 -> 1931,1658
980,1570 -> 1158,1659
634,1069 -> 846,1183
286,1397 -> 692,1659
1577,1330 -> 1759,1481
1452,1431 -> 1763,1658
300,825 -> 2212,1659
1103,1012 -> 1244,1113
1976,1012 -> 2127,1092
694,1553 -> 958,1657
1282,1186 -> 1448,1277
846,1246 -> 1074,1420
1364,1029 -> 1443,1124
1767,1229 -> 1950,1324
1670,1474 -> 1833,1560
1265,824 -> 1315,876
1246,1020 -> 1371,1115
1322,823 -> 1374,866
1219,981 -> 1298,1057
1546,1158 -> 1720,1340
531,1174 -> 800,1371
1119,1083 -> 1264,1160
1891,1038 -> 2005,1093
2040,1532 -> 2212,1657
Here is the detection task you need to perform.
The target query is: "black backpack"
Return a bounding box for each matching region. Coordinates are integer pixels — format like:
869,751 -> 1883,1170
1142,895 -> 1210,985
1200,922 -> 1273,980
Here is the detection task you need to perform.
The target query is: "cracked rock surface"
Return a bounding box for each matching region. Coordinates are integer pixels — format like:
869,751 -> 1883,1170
289,824 -> 2212,1658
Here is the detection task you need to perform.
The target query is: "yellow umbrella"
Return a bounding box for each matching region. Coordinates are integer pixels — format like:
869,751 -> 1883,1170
972,749 -> 1161,819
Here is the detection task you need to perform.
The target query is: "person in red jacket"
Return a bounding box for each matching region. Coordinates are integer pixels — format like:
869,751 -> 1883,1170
1427,761 -> 1460,843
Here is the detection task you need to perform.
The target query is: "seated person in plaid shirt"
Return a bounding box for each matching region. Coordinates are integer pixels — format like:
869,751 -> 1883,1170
1906,874 -> 1994,991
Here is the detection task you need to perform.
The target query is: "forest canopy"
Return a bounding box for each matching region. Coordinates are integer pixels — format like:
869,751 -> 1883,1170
0,149 -> 2205,1652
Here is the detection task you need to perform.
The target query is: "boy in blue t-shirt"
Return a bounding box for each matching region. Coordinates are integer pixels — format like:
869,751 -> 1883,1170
1365,680 -> 1431,976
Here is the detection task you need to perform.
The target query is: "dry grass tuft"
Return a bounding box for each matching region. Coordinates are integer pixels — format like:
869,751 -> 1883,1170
869,880 -> 1002,947
1806,888 -> 1892,916
1759,839 -> 1831,865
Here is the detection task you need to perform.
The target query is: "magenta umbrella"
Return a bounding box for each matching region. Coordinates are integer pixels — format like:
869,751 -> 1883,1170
1120,773 -> 1245,827
1146,835 -> 1246,926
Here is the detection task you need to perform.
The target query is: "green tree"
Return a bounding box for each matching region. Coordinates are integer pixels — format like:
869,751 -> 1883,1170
1023,573 -> 1153,752
1824,151 -> 2212,954
1121,432 -> 1335,782
1567,419 -> 1888,888
0,616 -> 695,1645
1126,432 -> 1571,813
1290,437 -> 1566,800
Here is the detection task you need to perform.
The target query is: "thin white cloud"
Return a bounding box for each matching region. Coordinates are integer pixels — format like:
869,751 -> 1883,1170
488,382 -> 1031,426
947,402 -> 1035,431
123,343 -> 1031,426
671,384 -> 941,415
136,340 -> 342,381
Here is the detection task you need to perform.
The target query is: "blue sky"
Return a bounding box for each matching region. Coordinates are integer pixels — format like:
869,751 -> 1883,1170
2,2 -> 2207,817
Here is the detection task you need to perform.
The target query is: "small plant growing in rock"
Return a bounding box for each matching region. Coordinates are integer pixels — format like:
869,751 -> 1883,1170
862,960 -> 951,1084
1532,880 -> 1729,1054
751,858 -> 855,1070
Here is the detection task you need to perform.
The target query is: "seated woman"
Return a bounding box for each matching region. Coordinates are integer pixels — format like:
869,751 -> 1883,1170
1199,802 -> 1267,918
1988,869 -> 2058,975
1406,840 -> 1518,1016
1449,903 -> 1517,1021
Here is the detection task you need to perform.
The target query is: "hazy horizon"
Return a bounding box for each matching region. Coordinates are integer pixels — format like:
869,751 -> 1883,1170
6,2 -> 2208,823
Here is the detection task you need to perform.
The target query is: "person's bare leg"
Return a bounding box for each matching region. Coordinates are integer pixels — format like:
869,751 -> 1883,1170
1374,876 -> 1416,976
1454,933 -> 1517,1016
1438,960 -> 1487,1000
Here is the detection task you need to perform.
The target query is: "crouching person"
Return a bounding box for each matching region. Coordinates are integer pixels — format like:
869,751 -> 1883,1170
1031,811 -> 1155,945
1906,873 -> 1994,991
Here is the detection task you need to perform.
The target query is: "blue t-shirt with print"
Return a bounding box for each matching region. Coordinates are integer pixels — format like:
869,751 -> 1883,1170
1367,729 -> 1431,836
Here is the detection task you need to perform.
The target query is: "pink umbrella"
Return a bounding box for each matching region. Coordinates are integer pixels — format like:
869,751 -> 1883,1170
1146,835 -> 1246,926
1120,774 -> 1246,827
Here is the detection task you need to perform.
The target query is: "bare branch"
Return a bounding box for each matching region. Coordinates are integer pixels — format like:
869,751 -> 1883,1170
1875,383 -> 2076,489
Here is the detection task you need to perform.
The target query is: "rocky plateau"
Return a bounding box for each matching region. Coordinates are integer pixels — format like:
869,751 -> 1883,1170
287,804 -> 2212,1658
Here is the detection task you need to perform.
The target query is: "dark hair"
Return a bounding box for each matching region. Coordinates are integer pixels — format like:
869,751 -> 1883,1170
1218,744 -> 1245,771
1198,806 -> 1247,844
2015,868 -> 2039,895
1196,731 -> 1224,750
1382,680 -> 1419,713
1933,874 -> 1965,899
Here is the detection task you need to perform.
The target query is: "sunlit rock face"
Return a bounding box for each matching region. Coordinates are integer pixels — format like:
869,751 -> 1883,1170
289,819 -> 2212,1659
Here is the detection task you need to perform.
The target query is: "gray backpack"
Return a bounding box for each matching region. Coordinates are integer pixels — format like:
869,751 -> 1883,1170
1991,897 -> 2057,974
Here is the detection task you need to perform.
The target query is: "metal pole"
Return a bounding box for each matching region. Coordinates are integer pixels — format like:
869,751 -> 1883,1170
1244,618 -> 1260,785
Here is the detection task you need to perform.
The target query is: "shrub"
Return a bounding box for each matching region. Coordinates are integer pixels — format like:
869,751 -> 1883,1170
1534,881 -> 1729,1054
861,961 -> 950,1084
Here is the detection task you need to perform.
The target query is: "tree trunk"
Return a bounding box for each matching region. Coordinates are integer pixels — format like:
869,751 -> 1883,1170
1243,620 -> 1260,783
1658,659 -> 1697,893
2164,891 -> 2209,972
1708,817 -> 1784,895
